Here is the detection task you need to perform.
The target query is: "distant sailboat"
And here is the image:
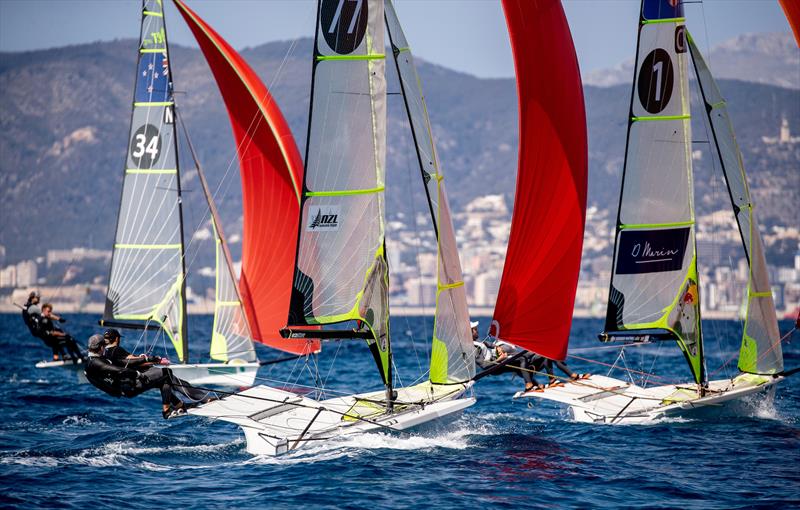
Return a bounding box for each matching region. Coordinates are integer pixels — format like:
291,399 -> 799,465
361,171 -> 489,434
99,0 -> 259,387
178,0 -> 475,456
518,0 -> 789,422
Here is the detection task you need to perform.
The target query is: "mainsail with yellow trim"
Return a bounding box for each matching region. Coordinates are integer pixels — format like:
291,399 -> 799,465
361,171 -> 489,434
602,0 -> 705,384
103,0 -> 188,362
286,0 -> 392,386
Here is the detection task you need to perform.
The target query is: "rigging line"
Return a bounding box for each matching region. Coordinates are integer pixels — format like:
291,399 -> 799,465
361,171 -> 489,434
475,357 -> 669,402
172,35 -> 305,285
172,381 -> 414,436
568,354 -> 677,385
708,324 -> 797,379
398,109 -> 425,376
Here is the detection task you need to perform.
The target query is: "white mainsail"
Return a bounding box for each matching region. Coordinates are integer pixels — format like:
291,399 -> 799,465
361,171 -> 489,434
603,2 -> 704,383
385,0 -> 474,385
687,33 -> 783,375
288,0 -> 391,384
103,0 -> 187,362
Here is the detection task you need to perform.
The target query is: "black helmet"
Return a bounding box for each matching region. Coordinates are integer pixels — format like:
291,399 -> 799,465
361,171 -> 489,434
103,328 -> 122,341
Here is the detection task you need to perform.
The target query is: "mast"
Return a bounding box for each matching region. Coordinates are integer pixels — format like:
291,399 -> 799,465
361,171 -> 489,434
602,0 -> 705,385
286,0 -> 393,402
175,108 -> 257,363
102,0 -> 188,362
489,0 -> 588,361
384,0 -> 474,385
687,33 -> 783,375
164,5 -> 189,365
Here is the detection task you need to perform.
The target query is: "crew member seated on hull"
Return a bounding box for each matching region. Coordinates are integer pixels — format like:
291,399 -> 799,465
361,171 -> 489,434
473,320 -> 590,392
84,334 -> 216,419
102,328 -> 164,371
472,320 -> 545,392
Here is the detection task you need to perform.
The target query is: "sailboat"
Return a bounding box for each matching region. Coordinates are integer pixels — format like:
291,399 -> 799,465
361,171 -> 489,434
98,0 -> 260,387
176,0 -> 475,456
479,0 -> 588,381
516,0 -> 788,422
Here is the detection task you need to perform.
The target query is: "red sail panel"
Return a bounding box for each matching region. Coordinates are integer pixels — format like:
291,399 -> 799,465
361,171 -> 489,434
173,0 -> 319,355
780,0 -> 800,47
490,0 -> 587,361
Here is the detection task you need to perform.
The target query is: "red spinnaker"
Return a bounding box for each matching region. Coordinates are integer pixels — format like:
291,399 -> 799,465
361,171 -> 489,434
490,0 -> 587,361
173,0 -> 319,355
779,0 -> 800,47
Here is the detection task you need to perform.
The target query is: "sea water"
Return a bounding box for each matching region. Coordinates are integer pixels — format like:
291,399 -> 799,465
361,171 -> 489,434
0,314 -> 797,508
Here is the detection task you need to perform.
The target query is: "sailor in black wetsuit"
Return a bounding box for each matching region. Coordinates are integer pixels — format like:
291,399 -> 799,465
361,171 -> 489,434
39,303 -> 85,363
85,333 -> 214,419
21,291 -> 60,360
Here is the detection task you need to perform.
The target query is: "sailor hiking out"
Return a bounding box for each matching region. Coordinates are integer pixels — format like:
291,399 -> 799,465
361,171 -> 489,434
84,333 -> 216,419
21,291 -> 85,363
472,320 -> 588,392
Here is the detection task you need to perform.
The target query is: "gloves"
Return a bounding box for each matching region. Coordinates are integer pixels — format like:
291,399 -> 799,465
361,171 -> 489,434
159,357 -> 171,366
146,355 -> 162,364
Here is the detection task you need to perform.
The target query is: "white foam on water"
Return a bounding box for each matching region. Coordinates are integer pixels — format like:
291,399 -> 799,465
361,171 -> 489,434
248,420 -> 488,464
61,415 -> 93,426
104,438 -> 244,456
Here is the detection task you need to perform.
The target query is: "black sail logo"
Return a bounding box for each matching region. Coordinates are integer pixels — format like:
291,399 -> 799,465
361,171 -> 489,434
320,0 -> 368,54
615,227 -> 690,274
307,206 -> 340,231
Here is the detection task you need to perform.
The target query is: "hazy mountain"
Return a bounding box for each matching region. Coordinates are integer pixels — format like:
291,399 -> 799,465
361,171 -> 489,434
584,32 -> 800,89
0,35 -> 798,266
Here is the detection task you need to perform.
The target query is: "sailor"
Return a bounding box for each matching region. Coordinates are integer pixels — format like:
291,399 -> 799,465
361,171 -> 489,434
103,328 -> 166,370
21,291 -> 45,341
84,334 -> 215,419
39,303 -> 85,363
472,321 -> 545,392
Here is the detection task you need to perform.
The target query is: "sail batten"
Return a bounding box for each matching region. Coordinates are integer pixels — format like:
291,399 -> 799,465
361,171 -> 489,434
604,0 -> 704,384
173,0 -> 319,356
104,0 -> 187,362
384,0 -> 473,384
489,0 -> 587,362
687,33 -> 783,375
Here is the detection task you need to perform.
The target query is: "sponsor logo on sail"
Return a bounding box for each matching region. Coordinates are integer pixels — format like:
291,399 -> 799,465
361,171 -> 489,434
615,227 -> 690,274
307,206 -> 340,231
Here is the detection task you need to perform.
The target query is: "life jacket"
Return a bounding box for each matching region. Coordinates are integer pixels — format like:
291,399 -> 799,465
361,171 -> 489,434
85,356 -> 139,398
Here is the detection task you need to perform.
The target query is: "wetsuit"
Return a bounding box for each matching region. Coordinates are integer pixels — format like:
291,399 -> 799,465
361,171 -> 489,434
86,354 -> 208,407
544,359 -> 576,383
104,346 -> 210,405
40,315 -> 84,362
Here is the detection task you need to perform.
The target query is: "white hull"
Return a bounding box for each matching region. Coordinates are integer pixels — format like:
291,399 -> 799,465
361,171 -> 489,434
190,381 -> 475,456
514,373 -> 783,424
168,362 -> 259,388
35,359 -> 87,383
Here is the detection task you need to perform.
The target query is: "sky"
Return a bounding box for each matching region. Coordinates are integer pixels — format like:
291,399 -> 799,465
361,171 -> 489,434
0,0 -> 793,77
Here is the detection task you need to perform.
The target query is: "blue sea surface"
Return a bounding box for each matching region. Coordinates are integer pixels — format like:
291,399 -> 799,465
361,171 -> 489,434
0,314 -> 798,509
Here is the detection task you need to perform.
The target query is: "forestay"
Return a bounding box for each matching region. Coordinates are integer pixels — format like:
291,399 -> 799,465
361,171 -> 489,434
288,0 -> 391,384
103,0 -> 187,362
604,0 -> 704,383
490,0 -> 588,361
384,0 -> 474,385
687,34 -> 782,375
